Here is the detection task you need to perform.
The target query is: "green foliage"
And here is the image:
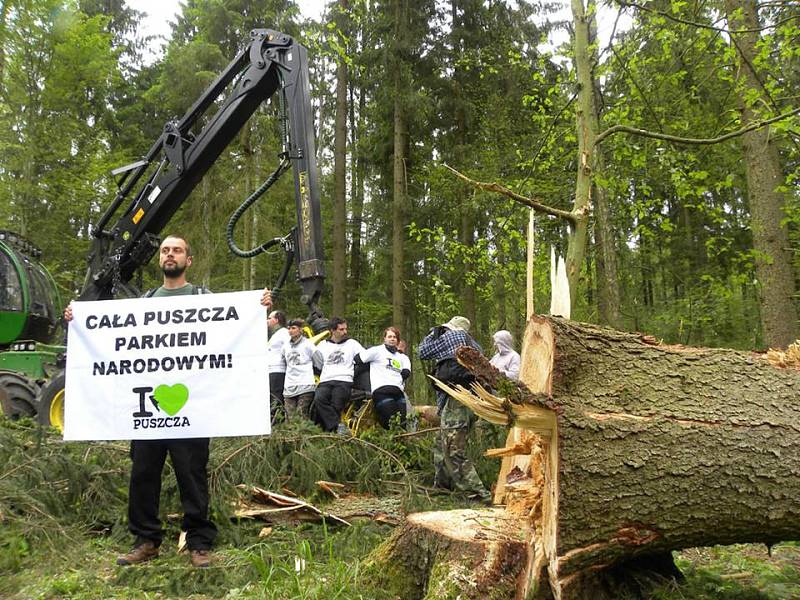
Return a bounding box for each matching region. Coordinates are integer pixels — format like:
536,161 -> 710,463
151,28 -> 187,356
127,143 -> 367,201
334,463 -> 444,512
649,545 -> 800,600
0,407 -> 508,599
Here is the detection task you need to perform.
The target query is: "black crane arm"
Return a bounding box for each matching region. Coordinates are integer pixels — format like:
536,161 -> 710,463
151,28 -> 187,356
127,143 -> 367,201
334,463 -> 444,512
80,29 -> 325,318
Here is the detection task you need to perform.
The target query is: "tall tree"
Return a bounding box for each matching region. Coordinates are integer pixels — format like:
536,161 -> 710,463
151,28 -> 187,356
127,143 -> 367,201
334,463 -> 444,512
391,0 -> 409,331
331,0 -> 349,316
723,0 -> 799,348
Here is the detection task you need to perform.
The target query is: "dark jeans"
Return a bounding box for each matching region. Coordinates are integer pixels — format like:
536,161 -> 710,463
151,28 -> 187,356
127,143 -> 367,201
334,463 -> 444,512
373,387 -> 407,429
128,438 -> 217,551
313,381 -> 352,432
269,372 -> 286,422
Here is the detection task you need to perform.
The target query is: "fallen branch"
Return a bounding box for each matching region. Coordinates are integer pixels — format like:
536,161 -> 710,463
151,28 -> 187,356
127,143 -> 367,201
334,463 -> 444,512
442,164 -> 578,224
595,106 -> 800,146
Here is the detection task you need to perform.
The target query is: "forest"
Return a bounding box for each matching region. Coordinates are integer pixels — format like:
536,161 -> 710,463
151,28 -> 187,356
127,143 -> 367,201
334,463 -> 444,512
0,0 -> 797,363
0,0 -> 798,598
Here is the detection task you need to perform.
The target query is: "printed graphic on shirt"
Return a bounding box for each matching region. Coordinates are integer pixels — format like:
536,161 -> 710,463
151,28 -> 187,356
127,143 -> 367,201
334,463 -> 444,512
286,351 -> 305,366
327,350 -> 346,365
386,357 -> 403,372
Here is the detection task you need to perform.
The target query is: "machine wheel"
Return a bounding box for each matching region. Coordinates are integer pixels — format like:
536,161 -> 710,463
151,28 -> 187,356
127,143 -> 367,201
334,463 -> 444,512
0,371 -> 39,420
37,370 -> 65,432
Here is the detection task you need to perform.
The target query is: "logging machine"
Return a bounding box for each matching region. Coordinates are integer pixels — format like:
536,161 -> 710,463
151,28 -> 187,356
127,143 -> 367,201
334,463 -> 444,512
0,29 -> 326,430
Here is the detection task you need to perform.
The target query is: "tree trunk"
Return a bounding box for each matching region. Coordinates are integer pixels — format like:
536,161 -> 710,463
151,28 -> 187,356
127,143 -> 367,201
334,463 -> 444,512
332,0 -> 349,316
348,63 -> 365,291
565,0 -> 595,311
592,151 -> 622,329
460,206 -> 476,327
401,316 -> 800,599
723,0 -> 798,349
391,0 -> 408,330
367,508 -> 528,600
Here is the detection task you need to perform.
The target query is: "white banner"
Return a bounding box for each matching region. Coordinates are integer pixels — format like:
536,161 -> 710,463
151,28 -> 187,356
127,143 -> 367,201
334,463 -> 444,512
64,290 -> 270,440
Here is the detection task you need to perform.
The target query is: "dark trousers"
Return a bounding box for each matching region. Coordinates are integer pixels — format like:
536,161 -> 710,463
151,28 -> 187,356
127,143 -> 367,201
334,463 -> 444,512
373,387 -> 407,429
313,381 -> 352,432
269,372 -> 286,422
128,438 -> 217,550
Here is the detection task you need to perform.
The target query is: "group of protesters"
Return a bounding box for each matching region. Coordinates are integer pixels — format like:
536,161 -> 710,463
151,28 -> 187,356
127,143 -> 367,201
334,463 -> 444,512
265,288 -> 524,504
264,293 -> 412,432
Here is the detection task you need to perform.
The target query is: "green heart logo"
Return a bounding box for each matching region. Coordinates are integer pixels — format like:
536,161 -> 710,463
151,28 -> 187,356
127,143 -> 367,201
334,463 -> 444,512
154,384 -> 189,416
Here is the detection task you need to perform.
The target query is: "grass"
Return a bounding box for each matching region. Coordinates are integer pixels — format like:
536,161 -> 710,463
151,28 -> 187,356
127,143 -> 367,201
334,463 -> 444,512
1,417 -> 798,599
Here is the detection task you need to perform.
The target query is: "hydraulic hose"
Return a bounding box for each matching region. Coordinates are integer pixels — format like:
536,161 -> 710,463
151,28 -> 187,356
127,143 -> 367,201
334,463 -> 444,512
225,156 -> 291,258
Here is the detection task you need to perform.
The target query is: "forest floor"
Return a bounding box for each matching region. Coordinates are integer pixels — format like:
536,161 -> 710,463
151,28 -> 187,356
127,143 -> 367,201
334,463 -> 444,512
1,418 -> 798,600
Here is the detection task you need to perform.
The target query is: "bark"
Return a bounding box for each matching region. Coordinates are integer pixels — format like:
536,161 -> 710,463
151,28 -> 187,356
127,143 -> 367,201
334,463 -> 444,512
434,316 -> 800,599
723,0 -> 799,348
565,0 -> 595,311
391,0 -> 408,329
460,207 -> 476,327
592,151 -> 622,329
586,15 -> 622,329
366,509 -> 528,600
332,0 -> 349,316
348,66 -> 365,291
496,244 -> 507,328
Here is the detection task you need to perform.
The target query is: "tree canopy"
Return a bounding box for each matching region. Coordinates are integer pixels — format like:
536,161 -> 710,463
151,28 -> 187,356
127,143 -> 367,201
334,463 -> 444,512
0,0 -> 797,404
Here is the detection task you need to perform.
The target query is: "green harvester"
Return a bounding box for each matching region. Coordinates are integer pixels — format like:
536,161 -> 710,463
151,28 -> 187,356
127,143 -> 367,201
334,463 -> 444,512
0,230 -> 66,428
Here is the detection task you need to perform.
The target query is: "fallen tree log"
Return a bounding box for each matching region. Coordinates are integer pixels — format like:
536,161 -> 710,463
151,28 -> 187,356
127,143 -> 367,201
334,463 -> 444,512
372,316 -> 800,600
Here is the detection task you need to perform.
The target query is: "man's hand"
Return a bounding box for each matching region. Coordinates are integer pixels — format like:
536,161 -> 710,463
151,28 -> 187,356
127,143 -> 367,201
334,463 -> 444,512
260,288 -> 273,309
63,304 -> 74,322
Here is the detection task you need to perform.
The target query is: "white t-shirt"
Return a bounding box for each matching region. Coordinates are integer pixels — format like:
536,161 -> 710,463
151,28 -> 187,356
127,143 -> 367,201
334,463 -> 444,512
267,326 -> 290,373
315,338 -> 365,383
359,344 -> 411,392
282,337 -> 319,396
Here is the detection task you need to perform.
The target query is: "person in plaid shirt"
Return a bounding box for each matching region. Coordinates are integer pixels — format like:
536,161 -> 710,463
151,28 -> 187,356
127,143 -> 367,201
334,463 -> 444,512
418,316 -> 491,502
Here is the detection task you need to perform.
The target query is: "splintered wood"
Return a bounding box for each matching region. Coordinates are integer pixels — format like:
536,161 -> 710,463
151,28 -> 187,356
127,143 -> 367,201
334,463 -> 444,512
234,485 -> 351,526
234,485 -> 404,527
766,340 -> 800,368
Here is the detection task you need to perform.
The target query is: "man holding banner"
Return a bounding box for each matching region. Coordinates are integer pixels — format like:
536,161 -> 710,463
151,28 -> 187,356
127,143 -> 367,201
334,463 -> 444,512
64,235 -> 272,568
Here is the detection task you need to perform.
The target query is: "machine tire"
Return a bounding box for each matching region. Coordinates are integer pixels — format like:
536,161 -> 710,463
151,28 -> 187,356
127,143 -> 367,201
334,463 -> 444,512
37,370 -> 65,432
0,371 -> 39,420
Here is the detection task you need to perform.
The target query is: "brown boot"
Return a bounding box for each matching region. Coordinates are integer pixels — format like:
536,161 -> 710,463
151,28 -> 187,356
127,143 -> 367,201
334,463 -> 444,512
116,541 -> 158,566
189,549 -> 211,568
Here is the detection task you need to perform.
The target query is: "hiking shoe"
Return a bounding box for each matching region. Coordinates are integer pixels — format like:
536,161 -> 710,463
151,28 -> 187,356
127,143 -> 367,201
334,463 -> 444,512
116,541 -> 158,566
190,549 -> 211,568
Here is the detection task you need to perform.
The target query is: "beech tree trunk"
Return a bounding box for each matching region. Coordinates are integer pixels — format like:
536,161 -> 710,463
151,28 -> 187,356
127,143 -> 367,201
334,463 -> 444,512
374,316 -> 800,600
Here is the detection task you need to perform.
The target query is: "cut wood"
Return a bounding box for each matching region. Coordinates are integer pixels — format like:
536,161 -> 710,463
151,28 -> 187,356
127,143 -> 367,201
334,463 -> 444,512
324,494 -> 404,525
234,485 -> 351,526
420,315 -> 800,599
367,508 -> 528,599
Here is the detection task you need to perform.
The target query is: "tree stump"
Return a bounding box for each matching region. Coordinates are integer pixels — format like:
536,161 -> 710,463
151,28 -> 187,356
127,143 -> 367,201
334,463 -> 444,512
366,508 -> 528,599
382,316 -> 800,600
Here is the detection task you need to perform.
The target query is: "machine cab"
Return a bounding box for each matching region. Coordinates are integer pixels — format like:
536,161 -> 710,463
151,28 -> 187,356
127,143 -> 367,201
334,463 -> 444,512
0,230 -> 61,346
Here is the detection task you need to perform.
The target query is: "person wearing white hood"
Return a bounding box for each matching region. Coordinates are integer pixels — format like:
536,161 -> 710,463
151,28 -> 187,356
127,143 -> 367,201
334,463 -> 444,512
489,330 -> 520,381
